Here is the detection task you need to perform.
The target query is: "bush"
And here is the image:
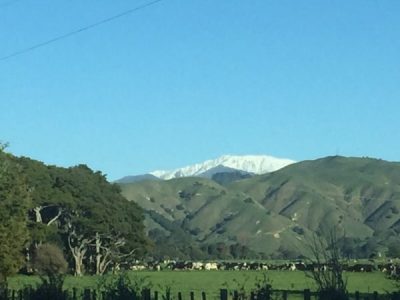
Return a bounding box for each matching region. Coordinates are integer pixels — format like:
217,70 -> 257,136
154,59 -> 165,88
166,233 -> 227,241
175,204 -> 184,210
30,243 -> 68,300
223,272 -> 272,300
253,273 -> 272,299
30,275 -> 67,300
0,281 -> 8,300
98,272 -> 152,300
244,197 -> 254,204
33,244 -> 68,276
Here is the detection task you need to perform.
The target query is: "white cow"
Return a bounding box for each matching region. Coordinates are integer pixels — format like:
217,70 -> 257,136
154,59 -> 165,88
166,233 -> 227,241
192,262 -> 204,270
204,262 -> 218,270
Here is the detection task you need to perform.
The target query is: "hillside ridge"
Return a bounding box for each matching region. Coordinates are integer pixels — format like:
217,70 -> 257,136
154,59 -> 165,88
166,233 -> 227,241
120,155 -> 400,259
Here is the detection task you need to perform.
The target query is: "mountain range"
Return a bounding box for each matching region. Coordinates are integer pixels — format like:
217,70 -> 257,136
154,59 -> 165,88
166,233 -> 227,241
118,155 -> 400,260
116,154 -> 295,183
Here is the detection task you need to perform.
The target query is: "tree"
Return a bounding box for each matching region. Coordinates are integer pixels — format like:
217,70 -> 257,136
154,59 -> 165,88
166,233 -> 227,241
0,149 -> 30,281
55,165 -> 148,275
92,232 -> 137,275
31,244 -> 68,300
306,230 -> 348,300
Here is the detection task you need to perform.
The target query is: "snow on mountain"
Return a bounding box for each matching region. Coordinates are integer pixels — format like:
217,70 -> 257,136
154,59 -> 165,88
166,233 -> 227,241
150,155 -> 295,180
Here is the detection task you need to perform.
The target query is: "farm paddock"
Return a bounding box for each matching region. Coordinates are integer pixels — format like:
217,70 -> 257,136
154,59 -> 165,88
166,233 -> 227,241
6,270 -> 398,299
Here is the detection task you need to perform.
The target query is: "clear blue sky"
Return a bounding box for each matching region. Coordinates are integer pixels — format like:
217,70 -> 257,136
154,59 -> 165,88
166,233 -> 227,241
1,0 -> 399,180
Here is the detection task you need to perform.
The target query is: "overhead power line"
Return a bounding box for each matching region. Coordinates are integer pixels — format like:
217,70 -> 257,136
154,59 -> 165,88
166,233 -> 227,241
0,0 -> 164,61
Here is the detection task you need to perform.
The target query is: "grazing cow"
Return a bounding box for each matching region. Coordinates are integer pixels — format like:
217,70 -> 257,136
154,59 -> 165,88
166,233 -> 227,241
348,264 -> 375,272
192,262 -> 204,270
248,262 -> 262,270
390,265 -> 399,278
381,263 -> 400,278
165,260 -> 176,270
294,262 -> 307,271
130,264 -> 146,271
239,262 -> 249,270
147,261 -> 161,271
204,262 -> 218,270
171,261 -> 189,270
313,264 -> 327,272
223,262 -> 240,270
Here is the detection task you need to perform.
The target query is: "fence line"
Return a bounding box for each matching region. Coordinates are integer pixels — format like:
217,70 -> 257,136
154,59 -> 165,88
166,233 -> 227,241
2,287 -> 400,300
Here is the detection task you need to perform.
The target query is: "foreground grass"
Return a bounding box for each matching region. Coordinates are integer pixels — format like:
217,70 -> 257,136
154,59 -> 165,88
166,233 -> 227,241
8,270 -> 397,298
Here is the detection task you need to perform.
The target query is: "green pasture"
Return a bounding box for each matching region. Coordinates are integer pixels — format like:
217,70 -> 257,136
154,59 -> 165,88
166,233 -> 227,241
8,270 -> 398,299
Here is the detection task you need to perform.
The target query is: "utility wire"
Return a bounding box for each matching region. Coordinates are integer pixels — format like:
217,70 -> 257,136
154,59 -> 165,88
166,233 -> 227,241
0,0 -> 164,61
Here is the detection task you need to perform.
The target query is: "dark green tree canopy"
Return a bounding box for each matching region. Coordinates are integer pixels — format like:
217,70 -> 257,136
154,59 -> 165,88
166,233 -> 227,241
0,149 -> 30,279
1,147 -> 148,276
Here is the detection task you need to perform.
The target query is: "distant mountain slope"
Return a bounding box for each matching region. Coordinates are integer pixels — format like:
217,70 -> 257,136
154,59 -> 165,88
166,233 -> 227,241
120,156 -> 400,259
115,174 -> 160,184
119,177 -> 307,257
150,155 -> 295,179
197,165 -> 253,179
211,170 -> 253,186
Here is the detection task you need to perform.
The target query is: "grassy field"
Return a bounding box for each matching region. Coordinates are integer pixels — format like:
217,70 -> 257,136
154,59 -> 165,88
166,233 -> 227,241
8,270 -> 398,299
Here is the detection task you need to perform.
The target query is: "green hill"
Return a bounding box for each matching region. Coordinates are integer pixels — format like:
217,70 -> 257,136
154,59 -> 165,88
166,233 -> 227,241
0,147 -> 148,278
120,156 -> 400,259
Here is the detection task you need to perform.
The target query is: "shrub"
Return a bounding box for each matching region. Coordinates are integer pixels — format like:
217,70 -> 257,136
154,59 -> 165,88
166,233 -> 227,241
252,273 -> 272,299
30,243 -> 68,300
244,197 -> 254,204
306,230 -> 349,300
175,204 -> 184,210
30,275 -> 67,300
0,280 -> 8,300
223,272 -> 272,300
33,243 -> 68,276
98,272 -> 152,300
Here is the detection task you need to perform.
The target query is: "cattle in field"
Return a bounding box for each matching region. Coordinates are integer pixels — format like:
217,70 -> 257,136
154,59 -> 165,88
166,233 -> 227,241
171,261 -> 190,270
312,264 -> 327,272
204,262 -> 218,270
262,264 -> 269,270
248,262 -> 264,270
147,261 -> 162,271
348,264 -> 375,272
192,262 -> 204,270
162,261 -> 211,271
378,263 -> 400,278
219,262 -> 239,270
130,264 -> 146,271
127,259 -> 395,274
390,265 -> 399,278
294,262 -> 307,271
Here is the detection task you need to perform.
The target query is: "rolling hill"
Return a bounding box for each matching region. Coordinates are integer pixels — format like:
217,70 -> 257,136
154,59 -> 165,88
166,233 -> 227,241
119,156 -> 400,259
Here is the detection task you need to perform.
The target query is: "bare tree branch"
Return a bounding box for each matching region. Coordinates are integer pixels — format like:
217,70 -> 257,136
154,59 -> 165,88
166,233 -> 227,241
305,229 -> 348,300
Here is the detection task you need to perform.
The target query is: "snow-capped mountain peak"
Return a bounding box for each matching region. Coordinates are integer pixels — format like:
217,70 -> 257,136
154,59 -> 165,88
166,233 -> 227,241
150,155 -> 295,180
